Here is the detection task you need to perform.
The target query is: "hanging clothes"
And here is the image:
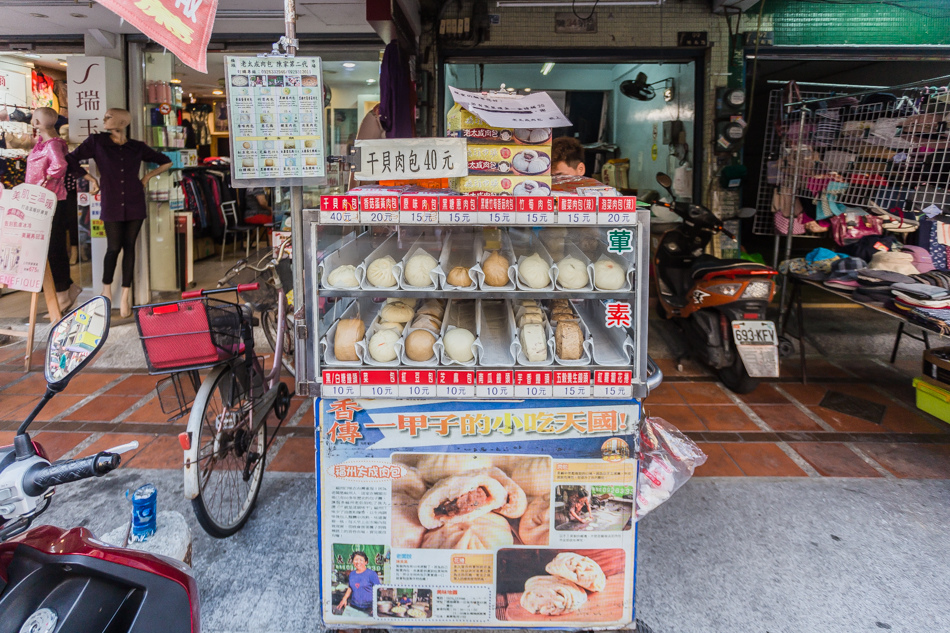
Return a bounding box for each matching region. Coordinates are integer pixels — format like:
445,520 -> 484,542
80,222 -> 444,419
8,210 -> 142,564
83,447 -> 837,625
378,40 -> 414,139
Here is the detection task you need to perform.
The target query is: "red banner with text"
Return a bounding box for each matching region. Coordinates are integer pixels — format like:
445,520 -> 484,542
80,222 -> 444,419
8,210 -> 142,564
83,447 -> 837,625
97,0 -> 218,73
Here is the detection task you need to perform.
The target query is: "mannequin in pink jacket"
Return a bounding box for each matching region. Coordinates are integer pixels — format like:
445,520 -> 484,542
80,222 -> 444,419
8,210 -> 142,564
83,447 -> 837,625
27,106 -> 80,312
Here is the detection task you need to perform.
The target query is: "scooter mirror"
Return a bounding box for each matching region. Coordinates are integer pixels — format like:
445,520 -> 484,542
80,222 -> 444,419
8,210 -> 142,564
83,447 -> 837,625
737,207 -> 757,218
656,172 -> 673,189
45,296 -> 111,388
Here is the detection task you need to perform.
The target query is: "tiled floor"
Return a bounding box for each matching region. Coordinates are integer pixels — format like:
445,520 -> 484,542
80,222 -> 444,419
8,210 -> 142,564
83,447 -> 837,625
1,338 -> 948,478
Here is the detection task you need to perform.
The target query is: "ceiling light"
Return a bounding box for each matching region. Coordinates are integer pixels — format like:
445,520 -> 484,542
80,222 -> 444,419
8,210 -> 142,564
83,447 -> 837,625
22,53 -> 40,59
343,62 -> 356,69
30,13 -> 48,18
70,13 -> 86,18
59,62 -> 67,66
212,89 -> 223,95
170,78 -> 182,84
524,88 -> 532,93
540,62 -> 555,76
366,79 -> 376,84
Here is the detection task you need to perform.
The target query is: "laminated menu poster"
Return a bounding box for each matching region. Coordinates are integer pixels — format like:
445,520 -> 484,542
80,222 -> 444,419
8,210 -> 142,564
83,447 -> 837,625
0,184 -> 56,292
225,56 -> 326,185
318,398 -> 639,628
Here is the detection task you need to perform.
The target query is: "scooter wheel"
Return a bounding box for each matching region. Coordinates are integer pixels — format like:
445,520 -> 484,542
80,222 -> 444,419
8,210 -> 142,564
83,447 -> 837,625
718,355 -> 759,394
778,335 -> 795,358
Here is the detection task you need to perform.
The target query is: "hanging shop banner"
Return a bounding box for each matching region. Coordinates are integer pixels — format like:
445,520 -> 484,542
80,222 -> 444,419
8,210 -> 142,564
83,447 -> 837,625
95,0 -> 218,73
317,397 -> 639,629
353,138 -> 468,181
225,56 -> 326,185
0,184 -> 56,292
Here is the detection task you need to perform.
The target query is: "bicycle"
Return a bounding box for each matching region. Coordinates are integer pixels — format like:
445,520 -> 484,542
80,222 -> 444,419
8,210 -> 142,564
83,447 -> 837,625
133,257 -> 293,538
216,240 -> 295,377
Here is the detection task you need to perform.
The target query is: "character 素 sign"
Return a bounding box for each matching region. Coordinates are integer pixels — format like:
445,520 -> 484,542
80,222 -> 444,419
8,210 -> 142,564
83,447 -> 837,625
95,0 -> 218,72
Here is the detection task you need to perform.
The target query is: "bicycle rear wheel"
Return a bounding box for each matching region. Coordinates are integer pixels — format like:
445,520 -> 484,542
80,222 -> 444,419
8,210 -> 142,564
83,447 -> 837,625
191,365 -> 266,538
262,305 -> 295,377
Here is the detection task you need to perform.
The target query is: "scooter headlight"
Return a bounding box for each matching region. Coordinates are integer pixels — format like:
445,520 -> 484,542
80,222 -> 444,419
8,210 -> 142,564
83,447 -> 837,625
742,281 -> 773,299
708,283 -> 742,296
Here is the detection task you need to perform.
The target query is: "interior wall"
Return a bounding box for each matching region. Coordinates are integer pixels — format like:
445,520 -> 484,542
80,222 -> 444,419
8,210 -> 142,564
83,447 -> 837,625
613,62 -> 695,194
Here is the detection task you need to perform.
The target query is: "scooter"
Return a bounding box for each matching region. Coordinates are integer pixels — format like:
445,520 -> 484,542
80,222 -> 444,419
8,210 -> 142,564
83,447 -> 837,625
0,296 -> 200,632
652,173 -> 781,393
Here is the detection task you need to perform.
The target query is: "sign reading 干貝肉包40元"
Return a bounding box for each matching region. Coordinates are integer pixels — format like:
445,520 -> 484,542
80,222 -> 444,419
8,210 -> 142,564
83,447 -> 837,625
95,0 -> 218,73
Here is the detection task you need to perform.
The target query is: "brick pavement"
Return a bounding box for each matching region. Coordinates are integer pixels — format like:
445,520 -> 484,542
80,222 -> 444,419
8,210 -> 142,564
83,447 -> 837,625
1,340 -> 947,478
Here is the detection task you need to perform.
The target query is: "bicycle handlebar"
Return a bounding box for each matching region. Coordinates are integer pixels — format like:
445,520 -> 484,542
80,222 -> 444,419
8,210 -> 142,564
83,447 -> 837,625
183,283 -> 259,299
24,452 -> 121,496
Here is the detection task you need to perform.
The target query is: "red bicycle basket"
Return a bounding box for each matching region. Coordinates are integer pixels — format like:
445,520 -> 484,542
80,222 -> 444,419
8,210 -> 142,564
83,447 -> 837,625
134,299 -> 244,373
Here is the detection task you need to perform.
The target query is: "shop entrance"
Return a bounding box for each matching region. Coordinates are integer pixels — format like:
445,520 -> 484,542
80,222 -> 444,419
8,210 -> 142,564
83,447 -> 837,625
443,55 -> 702,201
141,48 -> 382,299
0,49 -> 91,321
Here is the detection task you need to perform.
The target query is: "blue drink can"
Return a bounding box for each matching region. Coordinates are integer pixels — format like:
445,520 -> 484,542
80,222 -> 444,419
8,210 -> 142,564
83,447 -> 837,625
130,484 -> 157,542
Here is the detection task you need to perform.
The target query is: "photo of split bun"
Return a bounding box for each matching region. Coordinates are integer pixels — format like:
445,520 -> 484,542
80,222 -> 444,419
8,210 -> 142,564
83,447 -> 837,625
391,454 -> 552,550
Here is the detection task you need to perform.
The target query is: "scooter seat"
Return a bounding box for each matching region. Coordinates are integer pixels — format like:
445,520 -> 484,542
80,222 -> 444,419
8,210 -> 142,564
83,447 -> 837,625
690,258 -> 774,279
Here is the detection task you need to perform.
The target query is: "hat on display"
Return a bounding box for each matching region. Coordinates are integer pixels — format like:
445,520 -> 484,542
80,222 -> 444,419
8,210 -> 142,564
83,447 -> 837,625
868,250 -> 920,276
823,257 -> 867,290
855,269 -> 915,287
900,245 -> 935,273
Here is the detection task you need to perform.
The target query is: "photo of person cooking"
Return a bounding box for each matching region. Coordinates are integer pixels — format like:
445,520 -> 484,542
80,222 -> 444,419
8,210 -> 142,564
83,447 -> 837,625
555,486 -> 592,528
335,550 -> 381,616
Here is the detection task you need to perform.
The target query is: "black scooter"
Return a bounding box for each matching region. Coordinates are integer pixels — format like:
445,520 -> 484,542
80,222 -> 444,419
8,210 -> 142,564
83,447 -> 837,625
652,173 -> 782,393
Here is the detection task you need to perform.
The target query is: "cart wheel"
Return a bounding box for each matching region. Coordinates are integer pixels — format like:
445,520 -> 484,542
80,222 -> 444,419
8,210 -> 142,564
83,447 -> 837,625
778,335 -> 795,358
273,382 -> 292,420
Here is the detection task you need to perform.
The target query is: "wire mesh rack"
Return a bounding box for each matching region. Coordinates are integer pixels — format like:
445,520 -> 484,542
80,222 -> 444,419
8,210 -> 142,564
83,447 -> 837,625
755,82 -> 950,241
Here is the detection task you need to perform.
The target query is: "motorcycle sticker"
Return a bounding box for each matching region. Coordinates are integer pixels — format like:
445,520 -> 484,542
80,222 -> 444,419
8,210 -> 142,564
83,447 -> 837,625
691,289 -> 710,304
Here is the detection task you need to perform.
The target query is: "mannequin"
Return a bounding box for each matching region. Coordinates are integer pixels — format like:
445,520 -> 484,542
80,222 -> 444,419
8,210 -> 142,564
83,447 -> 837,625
26,106 -> 80,311
67,108 -> 171,317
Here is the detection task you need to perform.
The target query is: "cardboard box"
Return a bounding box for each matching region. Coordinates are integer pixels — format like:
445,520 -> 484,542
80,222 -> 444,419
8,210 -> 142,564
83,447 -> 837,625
451,175 -> 552,196
446,104 -> 552,145
466,144 -> 552,176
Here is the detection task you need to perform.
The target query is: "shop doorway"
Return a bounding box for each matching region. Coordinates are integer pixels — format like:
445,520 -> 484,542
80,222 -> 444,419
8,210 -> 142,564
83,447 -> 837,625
141,49 -> 382,297
443,55 -> 702,200
0,50 -> 91,320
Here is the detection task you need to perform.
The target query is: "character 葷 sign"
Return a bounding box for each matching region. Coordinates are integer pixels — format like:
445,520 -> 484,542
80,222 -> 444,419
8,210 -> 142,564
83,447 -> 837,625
96,0 -> 218,73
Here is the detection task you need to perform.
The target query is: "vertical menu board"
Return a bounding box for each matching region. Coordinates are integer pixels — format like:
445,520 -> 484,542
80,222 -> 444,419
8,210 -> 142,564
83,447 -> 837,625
225,56 -> 326,185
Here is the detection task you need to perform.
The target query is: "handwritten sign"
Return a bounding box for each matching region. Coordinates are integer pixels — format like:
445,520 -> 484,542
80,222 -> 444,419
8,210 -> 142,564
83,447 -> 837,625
354,138 -> 467,181
449,87 -> 572,128
0,184 -> 56,292
96,0 -> 218,73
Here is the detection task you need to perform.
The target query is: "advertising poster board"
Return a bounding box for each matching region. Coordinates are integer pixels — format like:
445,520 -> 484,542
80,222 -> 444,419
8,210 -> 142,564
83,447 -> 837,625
318,397 -> 639,629
0,183 -> 56,292
225,56 -> 326,186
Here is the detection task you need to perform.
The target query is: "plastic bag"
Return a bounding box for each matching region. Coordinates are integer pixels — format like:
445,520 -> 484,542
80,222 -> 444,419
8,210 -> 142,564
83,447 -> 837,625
636,417 -> 707,520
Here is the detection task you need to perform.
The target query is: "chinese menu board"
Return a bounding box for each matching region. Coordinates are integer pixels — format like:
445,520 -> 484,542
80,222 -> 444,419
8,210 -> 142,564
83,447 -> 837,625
318,397 -> 639,628
225,56 -> 326,185
0,184 -> 56,292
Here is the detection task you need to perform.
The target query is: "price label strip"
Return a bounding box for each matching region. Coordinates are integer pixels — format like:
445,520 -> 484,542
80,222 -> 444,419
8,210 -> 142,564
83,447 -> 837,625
553,370 -> 592,398
514,370 -> 553,398
437,370 -> 476,398
322,370 -> 360,398
477,197 -> 516,225
360,369 -> 399,398
359,196 -> 399,224
515,197 -> 556,225
599,197 -> 638,225
399,370 -> 437,398
439,196 -> 477,225
401,195 -> 440,224
593,370 -> 633,399
476,370 -> 514,398
557,197 -> 598,225
319,196 -> 360,225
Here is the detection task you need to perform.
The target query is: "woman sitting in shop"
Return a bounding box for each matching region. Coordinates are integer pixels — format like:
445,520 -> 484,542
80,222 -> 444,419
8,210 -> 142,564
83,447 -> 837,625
243,186 -> 274,225
67,108 -> 171,318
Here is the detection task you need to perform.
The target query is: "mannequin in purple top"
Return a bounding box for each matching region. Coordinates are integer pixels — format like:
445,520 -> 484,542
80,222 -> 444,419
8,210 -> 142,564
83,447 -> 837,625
67,108 -> 171,317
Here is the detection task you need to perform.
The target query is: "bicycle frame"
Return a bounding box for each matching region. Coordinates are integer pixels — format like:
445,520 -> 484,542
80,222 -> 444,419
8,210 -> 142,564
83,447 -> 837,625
180,273 -> 290,501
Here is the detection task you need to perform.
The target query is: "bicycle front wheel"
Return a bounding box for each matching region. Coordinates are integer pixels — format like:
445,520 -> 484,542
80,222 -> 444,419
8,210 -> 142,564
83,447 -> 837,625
191,366 -> 266,538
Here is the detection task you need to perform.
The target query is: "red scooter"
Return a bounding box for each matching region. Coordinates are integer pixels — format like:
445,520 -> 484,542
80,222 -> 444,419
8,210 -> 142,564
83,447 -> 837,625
0,296 -> 200,633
